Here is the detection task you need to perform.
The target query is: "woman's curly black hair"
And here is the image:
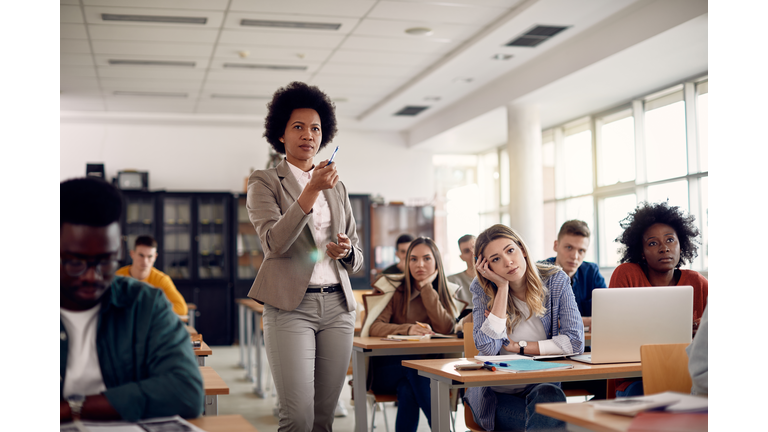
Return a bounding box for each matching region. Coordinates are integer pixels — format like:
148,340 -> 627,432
615,201 -> 700,267
263,81 -> 338,154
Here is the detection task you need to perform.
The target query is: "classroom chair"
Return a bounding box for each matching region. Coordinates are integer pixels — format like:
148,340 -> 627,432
462,322 -> 487,431
640,343 -> 692,395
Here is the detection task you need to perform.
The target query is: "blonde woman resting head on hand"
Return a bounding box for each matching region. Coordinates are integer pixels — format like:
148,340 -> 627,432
465,224 -> 584,431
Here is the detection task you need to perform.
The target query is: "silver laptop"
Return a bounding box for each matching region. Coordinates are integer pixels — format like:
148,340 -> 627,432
570,286 -> 693,364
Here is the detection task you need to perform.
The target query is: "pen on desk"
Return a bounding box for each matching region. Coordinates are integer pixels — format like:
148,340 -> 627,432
482,364 -> 496,372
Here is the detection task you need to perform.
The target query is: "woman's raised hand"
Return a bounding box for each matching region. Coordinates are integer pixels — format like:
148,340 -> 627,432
475,254 -> 507,287
308,159 -> 339,191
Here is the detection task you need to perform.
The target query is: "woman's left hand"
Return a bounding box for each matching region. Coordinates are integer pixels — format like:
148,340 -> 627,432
326,233 -> 352,260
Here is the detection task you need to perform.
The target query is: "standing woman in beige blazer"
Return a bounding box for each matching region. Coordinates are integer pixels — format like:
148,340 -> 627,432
246,81 -> 363,431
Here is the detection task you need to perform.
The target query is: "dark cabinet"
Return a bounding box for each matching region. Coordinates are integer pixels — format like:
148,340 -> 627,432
348,194 -> 371,291
118,191 -> 157,267
118,191 -> 235,346
158,192 -> 233,345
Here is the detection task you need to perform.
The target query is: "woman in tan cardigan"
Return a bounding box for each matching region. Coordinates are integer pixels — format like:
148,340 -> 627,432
367,237 -> 458,432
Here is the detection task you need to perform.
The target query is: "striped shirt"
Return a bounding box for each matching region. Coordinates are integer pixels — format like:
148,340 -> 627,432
464,270 -> 584,431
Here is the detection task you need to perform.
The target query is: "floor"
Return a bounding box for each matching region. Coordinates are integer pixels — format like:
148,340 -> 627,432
206,345 -> 589,431
207,344 -> 460,432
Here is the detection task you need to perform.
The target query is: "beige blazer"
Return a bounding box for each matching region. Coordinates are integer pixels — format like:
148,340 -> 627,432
246,159 -> 363,312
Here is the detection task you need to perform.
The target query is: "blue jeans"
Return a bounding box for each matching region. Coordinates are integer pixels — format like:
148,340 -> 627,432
370,355 -> 432,432
493,383 -> 567,431
616,380 -> 644,398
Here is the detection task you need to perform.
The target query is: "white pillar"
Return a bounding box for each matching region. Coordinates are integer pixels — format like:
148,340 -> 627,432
506,104 -> 543,258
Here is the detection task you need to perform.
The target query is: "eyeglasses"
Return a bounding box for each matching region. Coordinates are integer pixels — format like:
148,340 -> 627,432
61,258 -> 119,277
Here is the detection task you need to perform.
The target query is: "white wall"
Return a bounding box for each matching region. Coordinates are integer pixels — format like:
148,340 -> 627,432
60,117 -> 434,202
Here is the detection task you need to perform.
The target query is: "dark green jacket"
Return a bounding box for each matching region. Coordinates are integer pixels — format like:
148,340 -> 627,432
60,276 -> 204,421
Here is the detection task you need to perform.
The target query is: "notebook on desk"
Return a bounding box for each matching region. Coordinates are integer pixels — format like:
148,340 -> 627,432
570,286 -> 693,364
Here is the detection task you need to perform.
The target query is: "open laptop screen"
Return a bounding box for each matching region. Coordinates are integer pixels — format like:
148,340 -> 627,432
590,286 -> 693,363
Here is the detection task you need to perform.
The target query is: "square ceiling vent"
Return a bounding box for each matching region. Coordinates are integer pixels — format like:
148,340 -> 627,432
394,106 -> 429,116
505,25 -> 569,47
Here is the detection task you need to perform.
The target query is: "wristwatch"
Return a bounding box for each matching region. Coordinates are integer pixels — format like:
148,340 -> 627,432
67,394 -> 85,421
518,340 -> 528,355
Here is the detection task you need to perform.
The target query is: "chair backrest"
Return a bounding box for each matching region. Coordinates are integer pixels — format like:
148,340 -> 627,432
640,343 -> 692,395
463,322 -> 479,358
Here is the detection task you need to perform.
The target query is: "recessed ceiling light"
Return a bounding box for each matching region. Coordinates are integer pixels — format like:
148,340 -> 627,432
108,59 -> 196,67
405,27 -> 433,36
241,19 -> 341,30
113,91 -> 187,98
102,13 -> 206,25
223,63 -> 307,71
492,54 -> 513,61
211,94 -> 269,100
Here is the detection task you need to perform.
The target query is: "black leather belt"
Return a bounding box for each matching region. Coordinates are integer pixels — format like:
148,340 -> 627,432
306,284 -> 342,293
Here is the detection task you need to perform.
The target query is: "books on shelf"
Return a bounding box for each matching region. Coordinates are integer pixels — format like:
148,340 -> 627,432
590,391 -> 708,417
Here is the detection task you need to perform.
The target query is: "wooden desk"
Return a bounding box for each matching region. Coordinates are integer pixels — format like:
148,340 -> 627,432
402,358 -> 642,432
186,325 -> 198,336
188,414 -> 259,431
537,402 -> 633,432
537,403 -> 708,432
195,341 -> 213,366
236,298 -> 266,398
201,366 -> 229,416
351,336 -> 464,432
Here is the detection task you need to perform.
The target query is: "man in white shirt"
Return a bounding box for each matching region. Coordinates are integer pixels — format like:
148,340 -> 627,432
60,177 -> 203,423
447,234 -> 477,308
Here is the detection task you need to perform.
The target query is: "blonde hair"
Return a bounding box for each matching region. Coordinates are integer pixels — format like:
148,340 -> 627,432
474,224 -> 559,333
396,237 -> 457,318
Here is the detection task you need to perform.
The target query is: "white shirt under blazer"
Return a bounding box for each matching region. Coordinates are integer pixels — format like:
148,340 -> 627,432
246,158 -> 364,312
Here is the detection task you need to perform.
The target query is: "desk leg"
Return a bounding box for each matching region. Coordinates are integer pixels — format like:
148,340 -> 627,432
197,356 -> 205,366
238,304 -> 246,368
245,309 -> 254,382
204,395 -> 218,416
430,379 -> 451,432
253,311 -> 265,398
352,351 -> 367,432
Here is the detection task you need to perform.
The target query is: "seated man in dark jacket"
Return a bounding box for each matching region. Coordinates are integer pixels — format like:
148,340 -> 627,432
60,177 -> 203,423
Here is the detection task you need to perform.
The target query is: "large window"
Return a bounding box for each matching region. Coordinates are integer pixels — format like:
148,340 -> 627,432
438,76 -> 708,274
543,76 -> 708,271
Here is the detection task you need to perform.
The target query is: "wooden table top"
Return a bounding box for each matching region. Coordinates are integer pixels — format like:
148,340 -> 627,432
401,358 -> 642,385
586,332 -> 591,340
185,325 -> 198,336
179,314 -> 190,323
536,402 -> 632,432
194,341 -> 213,356
188,414 -> 258,431
236,298 -> 264,313
188,303 -> 197,310
353,336 -> 463,350
200,366 -> 230,395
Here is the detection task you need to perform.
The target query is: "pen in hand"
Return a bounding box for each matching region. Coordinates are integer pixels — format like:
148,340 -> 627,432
415,321 -> 435,334
324,146 -> 339,168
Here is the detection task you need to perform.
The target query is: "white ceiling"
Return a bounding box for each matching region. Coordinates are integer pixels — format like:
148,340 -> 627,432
60,0 -> 708,149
